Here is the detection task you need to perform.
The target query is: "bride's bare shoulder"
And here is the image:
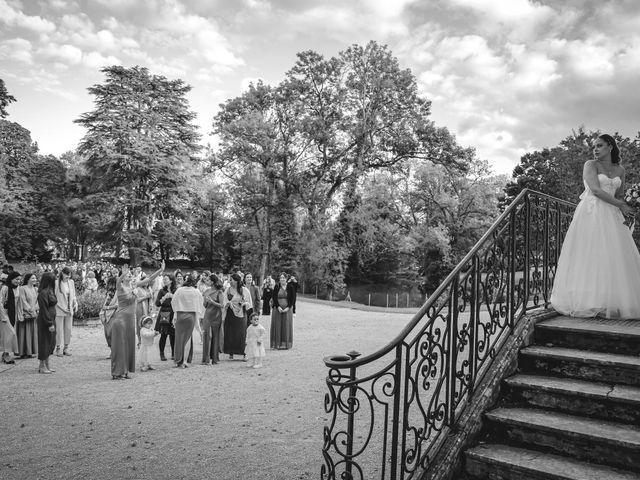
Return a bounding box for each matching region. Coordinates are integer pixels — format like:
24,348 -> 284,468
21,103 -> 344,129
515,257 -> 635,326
583,160 -> 597,170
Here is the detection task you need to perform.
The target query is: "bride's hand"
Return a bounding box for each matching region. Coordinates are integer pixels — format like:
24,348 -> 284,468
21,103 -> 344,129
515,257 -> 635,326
620,203 -> 635,216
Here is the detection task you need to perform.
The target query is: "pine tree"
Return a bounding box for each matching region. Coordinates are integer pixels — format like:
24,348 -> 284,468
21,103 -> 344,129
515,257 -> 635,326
75,66 -> 201,265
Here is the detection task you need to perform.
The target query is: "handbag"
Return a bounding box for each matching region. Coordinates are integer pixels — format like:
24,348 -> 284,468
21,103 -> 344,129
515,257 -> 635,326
158,311 -> 171,325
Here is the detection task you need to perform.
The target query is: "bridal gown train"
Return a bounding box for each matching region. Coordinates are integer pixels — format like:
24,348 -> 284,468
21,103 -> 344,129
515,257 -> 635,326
550,174 -> 640,319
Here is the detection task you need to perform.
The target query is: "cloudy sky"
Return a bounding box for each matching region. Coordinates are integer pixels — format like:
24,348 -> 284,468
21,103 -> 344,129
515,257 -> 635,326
1,0 -> 639,174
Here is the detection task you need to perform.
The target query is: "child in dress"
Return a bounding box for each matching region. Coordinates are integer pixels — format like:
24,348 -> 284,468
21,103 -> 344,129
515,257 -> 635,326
84,271 -> 99,292
245,312 -> 266,369
139,316 -> 159,371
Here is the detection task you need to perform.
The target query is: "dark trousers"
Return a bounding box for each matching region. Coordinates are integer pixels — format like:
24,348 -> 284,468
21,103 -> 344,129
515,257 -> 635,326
159,331 -> 175,356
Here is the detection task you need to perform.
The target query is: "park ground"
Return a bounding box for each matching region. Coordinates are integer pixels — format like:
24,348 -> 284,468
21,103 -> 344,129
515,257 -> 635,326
0,299 -> 414,480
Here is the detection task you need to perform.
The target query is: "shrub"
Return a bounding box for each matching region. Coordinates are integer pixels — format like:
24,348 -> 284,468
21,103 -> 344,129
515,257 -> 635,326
75,290 -> 106,320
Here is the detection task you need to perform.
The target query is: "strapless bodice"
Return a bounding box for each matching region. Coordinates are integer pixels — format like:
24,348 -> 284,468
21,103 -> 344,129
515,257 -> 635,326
583,174 -> 621,197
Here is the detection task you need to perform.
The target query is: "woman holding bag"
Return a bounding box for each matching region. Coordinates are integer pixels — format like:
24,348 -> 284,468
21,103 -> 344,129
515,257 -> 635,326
155,274 -> 176,361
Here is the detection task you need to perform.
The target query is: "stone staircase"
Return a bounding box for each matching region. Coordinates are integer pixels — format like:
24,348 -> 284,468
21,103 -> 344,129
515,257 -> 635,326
464,316 -> 640,479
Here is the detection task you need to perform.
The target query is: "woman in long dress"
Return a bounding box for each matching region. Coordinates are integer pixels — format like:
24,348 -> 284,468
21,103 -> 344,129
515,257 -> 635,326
222,273 -> 252,359
0,273 -> 19,364
100,277 -> 118,348
551,134 -> 640,319
36,272 -> 57,374
17,273 -> 39,358
171,274 -> 203,368
202,274 -> 225,365
270,272 -> 295,349
110,262 -> 164,380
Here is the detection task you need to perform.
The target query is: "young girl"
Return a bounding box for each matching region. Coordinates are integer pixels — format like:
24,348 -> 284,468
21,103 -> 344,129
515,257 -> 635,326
139,316 -> 159,371
245,312 -> 266,369
84,271 -> 99,293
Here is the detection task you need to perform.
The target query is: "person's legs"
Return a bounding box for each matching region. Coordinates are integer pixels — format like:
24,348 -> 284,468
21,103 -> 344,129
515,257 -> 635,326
186,337 -> 193,364
201,319 -> 212,363
211,321 -> 221,363
169,330 -> 175,358
55,315 -> 64,355
159,333 -> 168,360
174,318 -> 185,366
63,314 -> 72,355
253,354 -> 263,368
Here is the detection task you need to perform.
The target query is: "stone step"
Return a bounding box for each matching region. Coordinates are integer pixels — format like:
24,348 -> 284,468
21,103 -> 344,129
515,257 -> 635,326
503,374 -> 640,425
485,407 -> 640,471
465,443 -> 640,480
535,317 -> 640,355
519,345 -> 640,386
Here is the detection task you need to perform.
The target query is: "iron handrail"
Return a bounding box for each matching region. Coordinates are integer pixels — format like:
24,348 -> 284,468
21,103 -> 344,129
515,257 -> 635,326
321,188 -> 577,480
324,188 -> 575,370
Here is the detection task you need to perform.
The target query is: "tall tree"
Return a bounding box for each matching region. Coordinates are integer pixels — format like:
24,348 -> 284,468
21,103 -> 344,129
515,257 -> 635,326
0,121 -> 65,260
75,66 -> 201,265
282,41 -> 468,223
0,79 -> 16,118
213,81 -> 300,279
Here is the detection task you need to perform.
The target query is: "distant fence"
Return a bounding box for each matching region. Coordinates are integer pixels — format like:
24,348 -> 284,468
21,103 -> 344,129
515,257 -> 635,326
300,282 -> 427,309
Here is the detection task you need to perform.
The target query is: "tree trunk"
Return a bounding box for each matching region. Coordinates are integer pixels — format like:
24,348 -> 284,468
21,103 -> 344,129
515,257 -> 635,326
129,247 -> 140,267
115,239 -> 122,261
210,209 -> 214,271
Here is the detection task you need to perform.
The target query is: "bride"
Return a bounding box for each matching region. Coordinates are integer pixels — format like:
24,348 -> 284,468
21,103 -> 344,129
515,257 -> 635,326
551,134 -> 640,319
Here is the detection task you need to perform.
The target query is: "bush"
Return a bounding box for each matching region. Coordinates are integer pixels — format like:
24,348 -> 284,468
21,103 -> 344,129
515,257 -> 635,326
75,290 -> 106,320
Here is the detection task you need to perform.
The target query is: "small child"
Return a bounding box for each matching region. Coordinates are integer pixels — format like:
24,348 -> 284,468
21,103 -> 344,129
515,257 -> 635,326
84,271 -> 99,292
139,316 -> 159,371
245,312 -> 266,369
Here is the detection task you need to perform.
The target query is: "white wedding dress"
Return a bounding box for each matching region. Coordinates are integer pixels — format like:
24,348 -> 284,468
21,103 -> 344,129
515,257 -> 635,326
550,174 -> 640,319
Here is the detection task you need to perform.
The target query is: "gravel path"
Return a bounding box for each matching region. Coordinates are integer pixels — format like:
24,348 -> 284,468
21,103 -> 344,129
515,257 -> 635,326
0,299 -> 413,480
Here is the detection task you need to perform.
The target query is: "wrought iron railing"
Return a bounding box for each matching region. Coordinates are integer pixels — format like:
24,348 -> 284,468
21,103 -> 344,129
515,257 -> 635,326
321,189 -> 576,480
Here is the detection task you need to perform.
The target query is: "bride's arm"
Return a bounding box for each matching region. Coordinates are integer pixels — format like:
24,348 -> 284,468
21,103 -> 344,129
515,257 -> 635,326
583,161 -> 634,215
618,169 -> 627,200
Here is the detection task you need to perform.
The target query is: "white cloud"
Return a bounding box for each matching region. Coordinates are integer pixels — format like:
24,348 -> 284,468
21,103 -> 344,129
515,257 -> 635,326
506,44 -> 561,90
82,51 -> 121,69
449,0 -> 553,25
0,0 -> 56,33
37,43 -> 83,65
560,36 -> 616,80
60,12 -> 94,32
0,37 -> 33,64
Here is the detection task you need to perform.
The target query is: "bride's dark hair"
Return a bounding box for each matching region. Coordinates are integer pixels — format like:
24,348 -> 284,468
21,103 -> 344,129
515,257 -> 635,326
599,134 -> 621,164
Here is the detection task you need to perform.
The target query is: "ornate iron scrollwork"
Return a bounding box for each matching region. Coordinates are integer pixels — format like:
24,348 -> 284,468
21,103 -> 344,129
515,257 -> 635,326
322,190 -> 575,479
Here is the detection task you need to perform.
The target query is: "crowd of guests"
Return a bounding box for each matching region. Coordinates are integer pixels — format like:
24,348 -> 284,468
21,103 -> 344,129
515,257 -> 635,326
0,260 -> 299,379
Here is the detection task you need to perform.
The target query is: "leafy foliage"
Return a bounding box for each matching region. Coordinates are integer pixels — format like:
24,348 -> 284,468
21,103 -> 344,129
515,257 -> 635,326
75,290 -> 106,320
0,121 -> 65,260
74,66 -> 201,265
0,79 -> 16,119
